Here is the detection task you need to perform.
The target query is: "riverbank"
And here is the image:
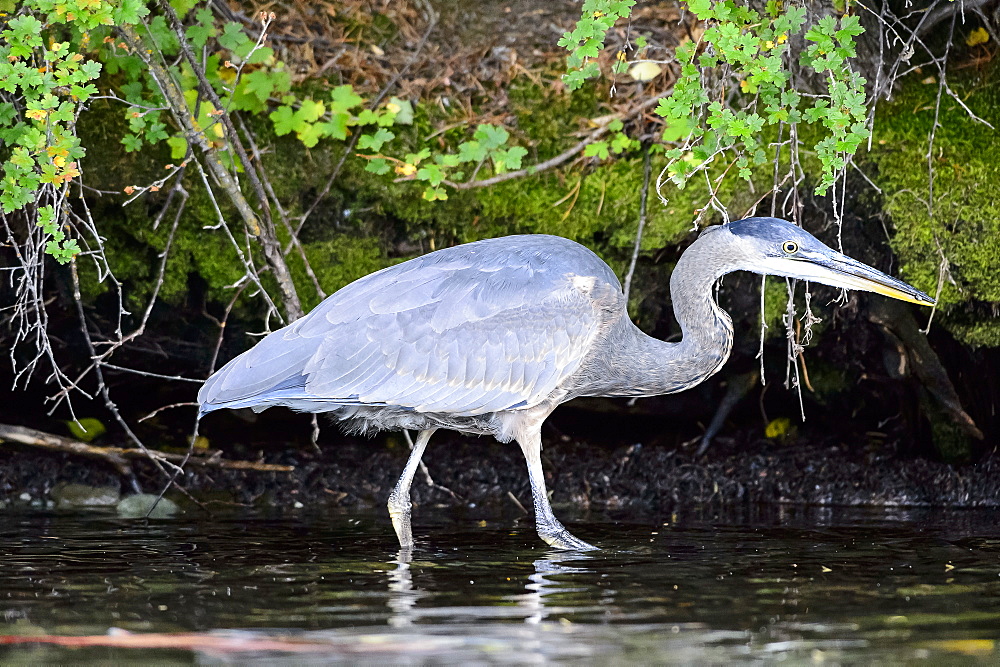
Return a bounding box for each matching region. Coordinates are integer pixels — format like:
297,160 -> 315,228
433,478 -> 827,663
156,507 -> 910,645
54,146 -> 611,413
3,424 -> 997,515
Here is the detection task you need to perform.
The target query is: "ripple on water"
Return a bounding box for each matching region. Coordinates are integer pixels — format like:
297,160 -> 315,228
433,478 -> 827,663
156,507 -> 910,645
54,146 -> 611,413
0,505 -> 997,663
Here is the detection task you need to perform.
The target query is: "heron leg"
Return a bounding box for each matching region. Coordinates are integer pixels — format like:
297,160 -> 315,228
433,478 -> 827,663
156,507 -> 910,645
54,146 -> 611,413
387,428 -> 436,550
518,433 -> 597,551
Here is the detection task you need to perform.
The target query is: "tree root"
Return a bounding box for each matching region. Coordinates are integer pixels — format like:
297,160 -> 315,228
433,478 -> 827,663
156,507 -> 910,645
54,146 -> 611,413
868,300 -> 983,441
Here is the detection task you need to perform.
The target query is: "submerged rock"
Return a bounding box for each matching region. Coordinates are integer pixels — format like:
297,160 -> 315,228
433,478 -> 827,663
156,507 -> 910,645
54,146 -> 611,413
116,494 -> 181,519
51,483 -> 120,509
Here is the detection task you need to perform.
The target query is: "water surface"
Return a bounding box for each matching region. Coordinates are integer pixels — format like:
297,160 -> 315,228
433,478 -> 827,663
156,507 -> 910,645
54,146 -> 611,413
1,505 -> 998,663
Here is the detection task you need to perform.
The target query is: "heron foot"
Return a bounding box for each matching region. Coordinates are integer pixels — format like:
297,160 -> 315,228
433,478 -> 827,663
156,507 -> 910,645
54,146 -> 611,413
537,524 -> 598,551
387,492 -> 414,549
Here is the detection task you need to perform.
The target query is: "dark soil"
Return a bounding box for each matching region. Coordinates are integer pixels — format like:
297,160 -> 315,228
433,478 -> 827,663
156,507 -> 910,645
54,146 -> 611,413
3,420 -> 998,515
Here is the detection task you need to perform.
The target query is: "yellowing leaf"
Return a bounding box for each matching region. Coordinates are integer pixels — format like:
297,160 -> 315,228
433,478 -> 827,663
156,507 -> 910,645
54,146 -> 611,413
966,27 -> 989,46
927,640 -> 995,656
765,417 -> 792,439
628,61 -> 662,81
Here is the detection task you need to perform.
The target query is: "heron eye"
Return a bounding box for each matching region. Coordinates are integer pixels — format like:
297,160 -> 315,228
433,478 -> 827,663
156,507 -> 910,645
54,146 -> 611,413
782,240 -> 799,254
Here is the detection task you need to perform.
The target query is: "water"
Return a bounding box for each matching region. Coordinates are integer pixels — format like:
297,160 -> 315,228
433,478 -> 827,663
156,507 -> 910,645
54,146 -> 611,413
1,505 -> 998,663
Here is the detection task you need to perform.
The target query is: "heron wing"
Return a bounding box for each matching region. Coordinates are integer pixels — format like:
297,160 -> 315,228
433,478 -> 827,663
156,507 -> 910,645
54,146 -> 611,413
199,236 -> 620,416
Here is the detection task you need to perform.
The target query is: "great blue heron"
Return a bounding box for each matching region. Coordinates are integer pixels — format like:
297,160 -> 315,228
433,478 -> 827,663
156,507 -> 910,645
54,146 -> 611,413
198,217 -> 933,550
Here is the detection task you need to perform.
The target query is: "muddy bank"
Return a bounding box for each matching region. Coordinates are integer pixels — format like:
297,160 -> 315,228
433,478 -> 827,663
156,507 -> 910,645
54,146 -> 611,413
2,426 -> 998,515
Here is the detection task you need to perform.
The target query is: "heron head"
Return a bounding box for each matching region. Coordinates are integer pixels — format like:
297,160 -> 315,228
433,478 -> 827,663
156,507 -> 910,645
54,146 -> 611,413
723,217 -> 935,306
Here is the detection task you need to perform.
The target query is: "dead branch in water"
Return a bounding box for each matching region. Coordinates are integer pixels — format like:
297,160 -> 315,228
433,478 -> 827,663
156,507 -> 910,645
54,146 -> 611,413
0,423 -> 294,478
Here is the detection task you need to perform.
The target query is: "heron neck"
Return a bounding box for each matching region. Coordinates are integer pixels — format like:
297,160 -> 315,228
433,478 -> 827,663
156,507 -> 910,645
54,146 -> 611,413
617,235 -> 735,397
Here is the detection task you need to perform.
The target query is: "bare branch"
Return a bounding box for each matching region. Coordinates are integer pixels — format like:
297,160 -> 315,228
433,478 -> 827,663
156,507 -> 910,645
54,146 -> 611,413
623,143 -> 652,303
0,423 -> 295,474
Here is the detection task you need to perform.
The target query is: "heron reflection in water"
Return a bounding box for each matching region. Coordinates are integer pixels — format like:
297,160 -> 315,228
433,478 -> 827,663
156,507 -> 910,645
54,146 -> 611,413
198,217 -> 934,550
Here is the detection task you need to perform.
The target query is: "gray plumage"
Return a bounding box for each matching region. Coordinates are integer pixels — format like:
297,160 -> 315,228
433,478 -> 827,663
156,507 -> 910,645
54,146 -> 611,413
199,217 -> 933,551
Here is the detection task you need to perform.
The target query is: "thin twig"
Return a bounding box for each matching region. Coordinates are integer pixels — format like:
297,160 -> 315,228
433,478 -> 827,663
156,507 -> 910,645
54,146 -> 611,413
623,143 -> 652,303
403,430 -> 460,501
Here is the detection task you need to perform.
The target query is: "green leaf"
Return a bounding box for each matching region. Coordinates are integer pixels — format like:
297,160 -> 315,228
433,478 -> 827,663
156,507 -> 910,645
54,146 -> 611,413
375,109 -> 397,127
835,15 -> 865,42
218,22 -> 250,52
121,133 -> 143,152
610,132 -> 634,153
146,122 -> 169,144
474,124 -> 509,150
318,113 -> 351,141
298,99 -> 326,123
270,105 -> 297,135
36,205 -> 56,232
167,136 -> 188,160
687,0 -> 712,19
80,60 -> 103,80
186,8 -> 217,48
59,239 -> 80,263
239,69 -> 274,104
661,116 -> 694,142
186,23 -> 213,48
435,154 -> 461,167
329,85 -> 363,114
457,140 -> 487,163
297,122 -> 323,148
584,141 -> 610,160
365,158 -> 390,175
246,46 -> 274,65
496,145 -> 527,170
148,16 -> 179,54
416,164 -> 445,186
355,109 -> 379,126
269,69 -> 292,97
66,418 -> 106,442
112,0 -> 150,25
357,128 -> 394,151
423,186 -> 448,201
170,0 -> 201,18
404,148 -> 431,165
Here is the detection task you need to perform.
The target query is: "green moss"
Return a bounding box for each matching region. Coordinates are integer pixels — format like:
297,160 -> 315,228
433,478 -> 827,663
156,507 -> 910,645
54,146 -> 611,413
508,79 -> 599,157
928,405 -> 973,463
290,236 -> 389,312
804,358 -> 849,401
868,71 -> 1000,346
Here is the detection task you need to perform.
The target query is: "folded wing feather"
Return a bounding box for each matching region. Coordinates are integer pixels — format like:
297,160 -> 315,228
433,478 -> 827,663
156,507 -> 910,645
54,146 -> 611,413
198,236 -> 617,417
